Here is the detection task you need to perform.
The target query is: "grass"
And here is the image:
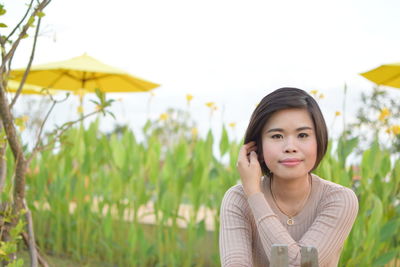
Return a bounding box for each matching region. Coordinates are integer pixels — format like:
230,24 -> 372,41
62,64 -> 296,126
18,249 -> 101,267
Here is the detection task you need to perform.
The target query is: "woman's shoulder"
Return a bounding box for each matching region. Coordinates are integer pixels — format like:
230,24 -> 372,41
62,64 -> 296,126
222,183 -> 247,200
312,174 -> 359,207
220,183 -> 251,211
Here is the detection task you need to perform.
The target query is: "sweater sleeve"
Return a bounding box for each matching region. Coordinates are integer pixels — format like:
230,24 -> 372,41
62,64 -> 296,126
219,187 -> 254,267
247,187 -> 358,266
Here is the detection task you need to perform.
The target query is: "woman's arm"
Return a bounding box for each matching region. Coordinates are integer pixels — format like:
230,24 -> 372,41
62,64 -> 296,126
219,187 -> 254,267
247,187 -> 358,266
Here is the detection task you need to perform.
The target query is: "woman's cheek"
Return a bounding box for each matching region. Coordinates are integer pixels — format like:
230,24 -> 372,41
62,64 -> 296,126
261,147 -> 274,166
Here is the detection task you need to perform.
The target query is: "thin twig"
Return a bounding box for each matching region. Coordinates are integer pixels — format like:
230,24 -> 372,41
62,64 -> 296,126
25,91 -> 69,162
0,142 -> 7,194
23,198 -> 38,267
6,0 -> 35,41
1,0 -> 50,72
1,38 -> 5,64
7,47 -> 16,79
27,109 -> 102,165
26,99 -> 56,164
21,232 -> 49,267
9,16 -> 42,109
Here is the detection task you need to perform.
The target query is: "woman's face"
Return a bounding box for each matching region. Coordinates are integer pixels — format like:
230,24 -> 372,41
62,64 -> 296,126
261,108 -> 317,181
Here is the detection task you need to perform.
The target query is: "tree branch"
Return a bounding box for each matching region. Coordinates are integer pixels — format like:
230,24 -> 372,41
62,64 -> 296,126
23,198 -> 38,267
9,16 -> 42,109
27,109 -> 103,165
5,0 -> 35,42
0,0 -> 50,73
22,232 -> 49,267
0,142 -> 7,194
26,96 -> 57,165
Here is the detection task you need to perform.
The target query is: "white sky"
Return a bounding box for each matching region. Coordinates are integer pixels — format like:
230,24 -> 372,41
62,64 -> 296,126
4,0 -> 400,144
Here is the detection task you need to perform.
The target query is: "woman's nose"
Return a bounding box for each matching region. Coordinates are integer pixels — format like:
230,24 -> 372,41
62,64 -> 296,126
284,138 -> 297,153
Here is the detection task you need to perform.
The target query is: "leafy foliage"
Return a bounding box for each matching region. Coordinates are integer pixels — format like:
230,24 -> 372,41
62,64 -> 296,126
10,119 -> 397,266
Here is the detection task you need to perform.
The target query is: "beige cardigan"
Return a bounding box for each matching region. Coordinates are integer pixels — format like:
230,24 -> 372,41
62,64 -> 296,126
219,174 -> 358,267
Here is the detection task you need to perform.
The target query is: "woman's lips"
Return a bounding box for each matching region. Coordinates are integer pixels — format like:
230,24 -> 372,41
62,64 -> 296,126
279,158 -> 302,166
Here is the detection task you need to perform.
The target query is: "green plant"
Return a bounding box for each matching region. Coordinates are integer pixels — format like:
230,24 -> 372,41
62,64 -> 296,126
19,118 -> 400,266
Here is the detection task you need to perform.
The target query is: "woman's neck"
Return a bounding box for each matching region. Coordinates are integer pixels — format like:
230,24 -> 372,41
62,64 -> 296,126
271,174 -> 311,204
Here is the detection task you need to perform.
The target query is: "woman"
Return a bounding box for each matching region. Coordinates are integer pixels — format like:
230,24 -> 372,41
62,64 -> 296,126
219,87 -> 358,267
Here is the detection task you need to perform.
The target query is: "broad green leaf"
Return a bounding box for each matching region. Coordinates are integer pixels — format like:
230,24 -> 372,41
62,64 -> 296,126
196,219 -> 206,238
379,152 -> 391,177
337,136 -> 358,166
174,141 -> 189,168
110,134 -> 125,169
0,23 -> 7,28
205,129 -> 214,156
219,125 -> 229,156
379,219 -> 400,242
142,119 -> 152,135
372,250 -> 397,267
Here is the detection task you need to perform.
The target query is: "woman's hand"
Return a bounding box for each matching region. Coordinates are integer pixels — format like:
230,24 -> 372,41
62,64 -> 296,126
237,141 -> 262,197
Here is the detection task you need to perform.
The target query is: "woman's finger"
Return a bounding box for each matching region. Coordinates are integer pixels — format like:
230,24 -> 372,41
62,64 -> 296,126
238,145 -> 250,162
246,146 -> 257,155
246,145 -> 257,152
238,143 -> 258,165
243,141 -> 256,148
241,146 -> 257,157
249,151 -> 260,165
238,147 -> 254,165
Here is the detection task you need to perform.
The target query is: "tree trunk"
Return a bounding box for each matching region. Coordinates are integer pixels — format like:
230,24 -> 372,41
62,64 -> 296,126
0,80 -> 29,265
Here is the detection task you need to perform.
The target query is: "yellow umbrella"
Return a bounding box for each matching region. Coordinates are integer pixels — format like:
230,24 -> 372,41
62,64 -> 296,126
7,80 -> 57,95
10,53 -> 160,93
360,63 -> 400,89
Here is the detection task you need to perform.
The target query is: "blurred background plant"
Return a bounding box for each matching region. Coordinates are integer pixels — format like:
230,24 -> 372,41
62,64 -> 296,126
143,107 -> 197,150
346,86 -> 400,154
6,85 -> 396,266
12,115 -> 397,267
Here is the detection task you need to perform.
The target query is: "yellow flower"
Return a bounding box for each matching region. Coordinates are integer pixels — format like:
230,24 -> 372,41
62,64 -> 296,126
77,106 -> 84,114
335,111 -> 341,117
15,116 -> 29,132
393,126 -> 400,135
22,115 -> 29,122
318,93 -> 325,99
310,90 -> 318,96
378,108 -> 391,121
229,122 -> 236,128
159,112 -> 168,121
191,127 -> 198,137
20,125 -> 26,132
388,125 -> 400,135
205,102 -> 215,108
95,105 -> 102,111
186,94 -> 193,103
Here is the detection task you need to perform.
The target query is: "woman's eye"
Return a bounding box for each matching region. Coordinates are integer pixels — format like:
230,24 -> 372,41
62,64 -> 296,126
271,134 -> 283,139
298,133 -> 309,138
